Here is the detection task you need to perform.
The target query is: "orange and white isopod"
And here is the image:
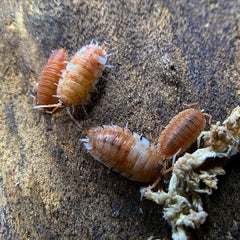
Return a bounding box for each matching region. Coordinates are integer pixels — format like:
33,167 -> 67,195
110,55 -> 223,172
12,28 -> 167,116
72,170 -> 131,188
82,125 -> 162,183
33,41 -> 111,127
157,103 -> 211,162
33,46 -> 69,109
56,40 -> 111,107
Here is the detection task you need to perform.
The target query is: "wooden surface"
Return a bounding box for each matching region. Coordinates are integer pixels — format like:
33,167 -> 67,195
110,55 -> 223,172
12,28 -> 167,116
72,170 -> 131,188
0,0 -> 240,239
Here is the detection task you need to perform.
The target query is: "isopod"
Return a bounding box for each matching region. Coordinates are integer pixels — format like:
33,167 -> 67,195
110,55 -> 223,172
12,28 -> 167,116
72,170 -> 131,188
157,103 -> 211,162
82,125 -> 162,183
33,46 -> 69,108
33,41 -> 111,127
56,40 -> 110,107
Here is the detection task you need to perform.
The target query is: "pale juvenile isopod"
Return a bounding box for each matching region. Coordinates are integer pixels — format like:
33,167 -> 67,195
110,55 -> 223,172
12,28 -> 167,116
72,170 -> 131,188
157,103 -> 211,162
32,46 -> 69,110
82,124 -> 162,183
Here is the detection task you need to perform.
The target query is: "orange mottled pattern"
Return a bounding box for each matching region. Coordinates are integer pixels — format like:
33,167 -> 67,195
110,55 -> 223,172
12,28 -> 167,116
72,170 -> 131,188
157,109 -> 206,159
37,47 -> 69,105
57,45 -> 107,106
85,125 -> 162,182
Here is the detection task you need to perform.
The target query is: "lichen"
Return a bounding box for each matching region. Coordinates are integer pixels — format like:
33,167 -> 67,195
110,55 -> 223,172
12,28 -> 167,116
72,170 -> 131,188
141,106 -> 240,240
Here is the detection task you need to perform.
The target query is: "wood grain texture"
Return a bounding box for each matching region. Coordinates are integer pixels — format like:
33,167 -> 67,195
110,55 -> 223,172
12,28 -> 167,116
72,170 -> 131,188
0,0 -> 240,239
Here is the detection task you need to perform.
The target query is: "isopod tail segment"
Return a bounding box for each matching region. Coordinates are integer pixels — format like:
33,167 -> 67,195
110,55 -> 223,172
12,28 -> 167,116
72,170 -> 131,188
157,102 -> 212,173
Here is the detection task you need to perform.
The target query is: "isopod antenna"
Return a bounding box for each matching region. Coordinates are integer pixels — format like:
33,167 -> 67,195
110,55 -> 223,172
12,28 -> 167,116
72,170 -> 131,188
66,106 -> 83,129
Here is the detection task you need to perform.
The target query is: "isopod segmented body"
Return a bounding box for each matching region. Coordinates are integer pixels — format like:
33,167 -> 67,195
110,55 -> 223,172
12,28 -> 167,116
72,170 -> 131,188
57,41 -> 109,106
82,125 -> 162,182
157,103 -> 211,160
36,46 -> 69,106
32,41 -> 110,128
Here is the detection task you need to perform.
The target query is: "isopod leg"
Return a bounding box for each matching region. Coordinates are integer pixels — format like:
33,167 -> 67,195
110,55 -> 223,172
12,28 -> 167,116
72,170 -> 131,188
204,113 -> 212,124
140,177 -> 161,201
172,148 -> 182,165
161,148 -> 181,175
197,132 -> 203,149
162,166 -> 173,174
32,101 -> 63,112
66,107 -> 83,129
150,177 -> 161,189
184,102 -> 201,110
31,95 -> 37,107
45,104 -> 62,114
81,105 -> 89,117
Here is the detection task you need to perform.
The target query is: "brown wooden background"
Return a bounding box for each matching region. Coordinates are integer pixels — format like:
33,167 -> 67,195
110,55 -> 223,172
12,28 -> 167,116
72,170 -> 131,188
0,0 -> 240,239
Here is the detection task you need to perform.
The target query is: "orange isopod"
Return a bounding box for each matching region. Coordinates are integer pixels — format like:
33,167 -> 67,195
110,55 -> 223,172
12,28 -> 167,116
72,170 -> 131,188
34,46 -> 69,107
56,40 -> 110,107
157,103 -> 211,161
33,41 -> 111,127
82,125 -> 162,183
